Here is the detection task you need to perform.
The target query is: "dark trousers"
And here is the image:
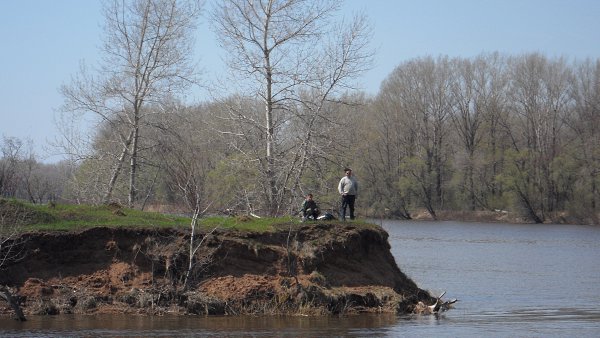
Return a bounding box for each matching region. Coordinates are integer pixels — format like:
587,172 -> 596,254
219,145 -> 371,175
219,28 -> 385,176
340,194 -> 356,220
303,208 -> 319,220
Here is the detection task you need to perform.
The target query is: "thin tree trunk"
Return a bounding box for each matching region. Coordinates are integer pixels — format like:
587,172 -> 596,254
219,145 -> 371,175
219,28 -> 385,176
264,67 -> 277,214
128,124 -> 140,208
517,189 -> 543,223
0,285 -> 26,321
592,172 -> 597,211
140,169 -> 159,211
468,151 -> 476,211
103,129 -> 135,204
184,207 -> 199,290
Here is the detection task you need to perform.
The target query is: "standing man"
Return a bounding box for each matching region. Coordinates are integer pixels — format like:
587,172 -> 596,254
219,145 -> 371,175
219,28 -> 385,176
338,168 -> 358,220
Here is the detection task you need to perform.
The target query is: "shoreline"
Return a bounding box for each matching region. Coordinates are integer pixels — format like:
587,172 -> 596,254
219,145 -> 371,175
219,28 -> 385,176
367,209 -> 600,226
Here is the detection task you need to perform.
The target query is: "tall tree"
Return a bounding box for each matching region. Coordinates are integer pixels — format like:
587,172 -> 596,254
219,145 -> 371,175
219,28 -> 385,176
60,0 -> 202,207
502,53 -> 573,222
376,56 -> 453,219
450,57 -> 481,210
212,0 -> 372,215
364,82 -> 414,219
569,59 -> 600,219
476,53 -> 510,210
449,53 -> 509,211
0,137 -> 25,199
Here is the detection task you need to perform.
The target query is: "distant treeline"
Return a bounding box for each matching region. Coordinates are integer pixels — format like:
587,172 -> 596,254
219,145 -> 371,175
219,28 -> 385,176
2,53 -> 599,224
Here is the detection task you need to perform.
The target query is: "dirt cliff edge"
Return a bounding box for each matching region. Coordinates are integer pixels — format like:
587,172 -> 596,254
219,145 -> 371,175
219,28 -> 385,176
0,223 -> 435,317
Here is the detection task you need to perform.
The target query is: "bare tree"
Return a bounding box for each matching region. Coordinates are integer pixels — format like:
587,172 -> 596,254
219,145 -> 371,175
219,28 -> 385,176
503,53 -> 573,222
183,207 -> 220,289
450,58 -> 483,210
0,201 -> 27,321
567,59 -> 600,220
475,53 -> 510,210
375,56 -> 453,219
212,0 -> 373,215
363,87 -> 414,218
60,0 -> 202,208
0,137 -> 27,198
155,104 -> 220,211
449,53 -> 509,211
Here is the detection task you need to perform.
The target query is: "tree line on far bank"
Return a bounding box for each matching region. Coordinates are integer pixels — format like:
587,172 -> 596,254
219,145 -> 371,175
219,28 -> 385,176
359,53 -> 599,225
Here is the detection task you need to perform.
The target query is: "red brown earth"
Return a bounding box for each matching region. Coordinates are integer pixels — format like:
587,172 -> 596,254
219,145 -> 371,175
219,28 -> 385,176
0,222 -> 435,318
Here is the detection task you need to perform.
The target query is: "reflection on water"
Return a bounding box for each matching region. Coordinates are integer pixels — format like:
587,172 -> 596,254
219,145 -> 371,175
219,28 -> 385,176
0,313 -> 403,337
2,221 -> 600,337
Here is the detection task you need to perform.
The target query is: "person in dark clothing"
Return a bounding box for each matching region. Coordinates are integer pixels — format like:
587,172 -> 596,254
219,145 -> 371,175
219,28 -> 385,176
300,193 -> 320,221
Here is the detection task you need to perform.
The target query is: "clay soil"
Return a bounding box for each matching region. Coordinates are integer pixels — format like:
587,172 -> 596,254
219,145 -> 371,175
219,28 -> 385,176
0,223 -> 434,318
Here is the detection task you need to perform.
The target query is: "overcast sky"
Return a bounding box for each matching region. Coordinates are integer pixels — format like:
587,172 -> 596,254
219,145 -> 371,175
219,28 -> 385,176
1,0 -> 599,162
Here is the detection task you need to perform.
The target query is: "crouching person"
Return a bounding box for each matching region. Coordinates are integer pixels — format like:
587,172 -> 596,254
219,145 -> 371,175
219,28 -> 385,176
300,193 -> 320,221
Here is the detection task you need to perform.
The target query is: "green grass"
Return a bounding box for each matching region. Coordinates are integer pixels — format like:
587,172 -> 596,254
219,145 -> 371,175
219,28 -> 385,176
2,199 -> 300,232
1,200 -> 191,231
2,198 -> 371,232
199,215 -> 298,232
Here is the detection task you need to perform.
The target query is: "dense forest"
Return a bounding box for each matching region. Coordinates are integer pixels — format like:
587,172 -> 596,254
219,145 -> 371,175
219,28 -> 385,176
1,1 -> 599,224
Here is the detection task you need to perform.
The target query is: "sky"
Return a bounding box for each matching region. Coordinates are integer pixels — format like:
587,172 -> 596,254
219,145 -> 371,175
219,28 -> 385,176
1,0 -> 599,162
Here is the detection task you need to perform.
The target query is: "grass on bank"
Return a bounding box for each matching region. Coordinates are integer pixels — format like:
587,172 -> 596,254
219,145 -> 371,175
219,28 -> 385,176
0,198 -> 191,231
199,215 -> 293,232
1,198 -> 371,233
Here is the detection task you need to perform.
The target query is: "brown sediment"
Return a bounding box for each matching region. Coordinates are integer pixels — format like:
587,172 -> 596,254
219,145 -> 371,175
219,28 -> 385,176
0,223 -> 435,317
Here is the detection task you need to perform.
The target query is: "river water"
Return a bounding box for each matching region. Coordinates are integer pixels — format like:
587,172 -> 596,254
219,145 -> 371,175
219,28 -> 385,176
2,220 -> 600,337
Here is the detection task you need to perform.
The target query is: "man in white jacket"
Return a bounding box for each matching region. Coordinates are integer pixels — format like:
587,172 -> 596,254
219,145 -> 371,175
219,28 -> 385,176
338,168 -> 358,220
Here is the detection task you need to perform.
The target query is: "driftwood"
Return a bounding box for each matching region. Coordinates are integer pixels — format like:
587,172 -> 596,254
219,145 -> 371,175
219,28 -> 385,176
415,291 -> 458,314
0,285 -> 26,321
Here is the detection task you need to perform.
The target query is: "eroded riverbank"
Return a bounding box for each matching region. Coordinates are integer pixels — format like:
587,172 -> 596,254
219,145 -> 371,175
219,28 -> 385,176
1,222 -> 435,318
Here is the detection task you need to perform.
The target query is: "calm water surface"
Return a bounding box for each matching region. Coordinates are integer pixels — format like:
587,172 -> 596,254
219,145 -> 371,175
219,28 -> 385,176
2,220 -> 600,337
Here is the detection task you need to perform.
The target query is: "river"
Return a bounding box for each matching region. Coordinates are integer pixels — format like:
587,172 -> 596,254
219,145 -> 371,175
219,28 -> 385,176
1,220 -> 600,337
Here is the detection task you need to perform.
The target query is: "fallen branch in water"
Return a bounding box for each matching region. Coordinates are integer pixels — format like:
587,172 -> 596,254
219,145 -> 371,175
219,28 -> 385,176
415,291 -> 458,314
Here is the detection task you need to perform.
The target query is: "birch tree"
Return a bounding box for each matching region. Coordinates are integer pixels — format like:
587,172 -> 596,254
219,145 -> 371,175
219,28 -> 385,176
212,0 -> 372,216
60,0 -> 202,207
